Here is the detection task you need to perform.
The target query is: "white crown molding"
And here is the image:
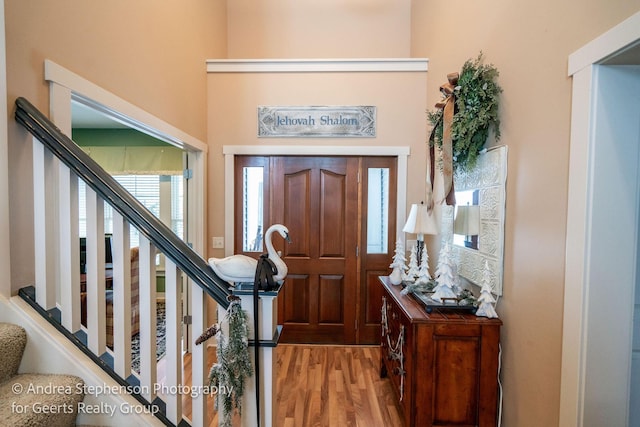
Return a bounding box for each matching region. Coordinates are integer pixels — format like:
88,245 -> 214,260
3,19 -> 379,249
207,58 -> 428,73
222,144 -> 410,156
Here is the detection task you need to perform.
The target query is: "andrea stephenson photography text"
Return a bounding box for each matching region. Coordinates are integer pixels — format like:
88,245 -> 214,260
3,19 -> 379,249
10,380 -> 234,417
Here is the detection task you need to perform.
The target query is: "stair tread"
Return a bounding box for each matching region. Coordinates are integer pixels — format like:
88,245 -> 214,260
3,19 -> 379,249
0,373 -> 85,427
0,323 -> 27,383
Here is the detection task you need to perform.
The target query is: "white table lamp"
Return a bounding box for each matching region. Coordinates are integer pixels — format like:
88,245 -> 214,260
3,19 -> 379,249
403,202 -> 439,261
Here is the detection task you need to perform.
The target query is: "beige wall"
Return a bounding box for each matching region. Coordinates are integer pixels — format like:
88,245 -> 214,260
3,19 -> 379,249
226,0 -> 411,58
411,0 -> 640,426
206,70 -> 428,258
5,0 -> 227,289
0,0 -> 10,297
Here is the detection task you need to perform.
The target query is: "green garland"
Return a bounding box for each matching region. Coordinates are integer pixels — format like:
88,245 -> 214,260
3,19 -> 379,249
400,279 -> 434,296
208,299 -> 253,427
428,52 -> 502,172
457,288 -> 478,307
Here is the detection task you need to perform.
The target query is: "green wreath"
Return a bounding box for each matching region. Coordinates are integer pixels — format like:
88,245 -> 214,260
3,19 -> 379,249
427,52 -> 502,172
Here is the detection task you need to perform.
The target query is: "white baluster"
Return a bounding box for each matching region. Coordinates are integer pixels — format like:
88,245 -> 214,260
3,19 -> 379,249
112,212 -> 132,377
50,82 -> 77,329
139,235 -> 157,402
59,165 -> 80,331
190,284 -> 209,427
32,141 -> 57,309
165,259 -> 183,424
86,187 -> 106,354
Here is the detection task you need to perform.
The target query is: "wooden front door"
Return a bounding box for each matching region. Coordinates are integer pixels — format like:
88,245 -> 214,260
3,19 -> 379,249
272,157 -> 358,344
234,155 -> 396,344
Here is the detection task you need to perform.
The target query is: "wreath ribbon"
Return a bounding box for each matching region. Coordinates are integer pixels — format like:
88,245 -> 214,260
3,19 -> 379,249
428,72 -> 459,207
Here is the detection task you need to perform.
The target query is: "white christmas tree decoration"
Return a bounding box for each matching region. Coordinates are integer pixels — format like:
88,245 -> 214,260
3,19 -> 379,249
417,246 -> 431,282
389,239 -> 408,285
475,261 -> 499,318
401,245 -> 434,295
431,243 -> 458,302
405,244 -> 420,282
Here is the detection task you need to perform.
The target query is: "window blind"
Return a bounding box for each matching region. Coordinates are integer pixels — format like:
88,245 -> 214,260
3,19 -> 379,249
78,174 -> 183,247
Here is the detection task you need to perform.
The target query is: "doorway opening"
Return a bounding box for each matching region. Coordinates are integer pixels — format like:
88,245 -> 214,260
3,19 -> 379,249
46,60 -> 209,355
235,155 -> 397,344
225,146 -> 409,344
561,11 -> 640,426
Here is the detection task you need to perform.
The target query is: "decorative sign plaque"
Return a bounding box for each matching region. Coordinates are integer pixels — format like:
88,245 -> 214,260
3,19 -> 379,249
258,106 -> 376,138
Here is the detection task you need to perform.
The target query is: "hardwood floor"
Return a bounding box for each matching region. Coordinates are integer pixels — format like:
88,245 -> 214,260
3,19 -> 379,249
172,344 -> 404,426
275,345 -> 404,427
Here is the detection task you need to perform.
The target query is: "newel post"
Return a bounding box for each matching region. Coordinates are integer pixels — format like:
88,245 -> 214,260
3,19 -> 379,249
224,283 -> 282,427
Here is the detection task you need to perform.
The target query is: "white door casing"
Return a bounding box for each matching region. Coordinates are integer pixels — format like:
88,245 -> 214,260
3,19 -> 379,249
561,11 -> 640,427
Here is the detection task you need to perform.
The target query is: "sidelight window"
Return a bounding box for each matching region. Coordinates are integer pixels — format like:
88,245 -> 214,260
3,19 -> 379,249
367,167 -> 389,254
242,166 -> 264,252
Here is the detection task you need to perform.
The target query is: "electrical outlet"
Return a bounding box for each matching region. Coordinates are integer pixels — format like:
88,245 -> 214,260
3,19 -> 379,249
212,237 -> 224,249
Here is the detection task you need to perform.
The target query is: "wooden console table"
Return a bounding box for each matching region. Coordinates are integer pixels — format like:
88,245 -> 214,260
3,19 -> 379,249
379,276 -> 502,427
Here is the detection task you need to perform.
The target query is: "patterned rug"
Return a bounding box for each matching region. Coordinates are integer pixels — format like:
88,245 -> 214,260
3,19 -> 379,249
131,301 -> 166,373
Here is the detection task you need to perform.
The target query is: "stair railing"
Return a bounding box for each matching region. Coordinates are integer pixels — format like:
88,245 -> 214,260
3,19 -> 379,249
14,96 -> 231,426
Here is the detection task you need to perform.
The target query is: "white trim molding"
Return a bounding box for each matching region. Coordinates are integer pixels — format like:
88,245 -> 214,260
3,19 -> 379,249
568,10 -> 640,75
207,58 -> 429,73
223,145 -> 410,157
44,60 -> 207,153
222,145 -> 410,258
44,59 -> 208,257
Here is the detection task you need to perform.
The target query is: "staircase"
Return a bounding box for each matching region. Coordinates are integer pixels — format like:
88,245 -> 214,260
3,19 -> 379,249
0,322 -> 85,426
12,96 -> 233,426
11,92 -> 289,425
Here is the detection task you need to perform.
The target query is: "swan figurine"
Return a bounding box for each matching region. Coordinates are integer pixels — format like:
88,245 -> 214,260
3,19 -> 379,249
208,224 -> 290,286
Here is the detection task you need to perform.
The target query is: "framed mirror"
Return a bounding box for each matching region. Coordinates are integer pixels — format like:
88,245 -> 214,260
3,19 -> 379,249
441,145 -> 508,295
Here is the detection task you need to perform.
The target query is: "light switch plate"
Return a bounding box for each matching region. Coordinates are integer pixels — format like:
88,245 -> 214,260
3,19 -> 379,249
212,237 -> 224,249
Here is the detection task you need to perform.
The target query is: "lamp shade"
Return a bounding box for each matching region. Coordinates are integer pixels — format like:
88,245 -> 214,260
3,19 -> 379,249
454,205 -> 480,236
402,203 -> 439,236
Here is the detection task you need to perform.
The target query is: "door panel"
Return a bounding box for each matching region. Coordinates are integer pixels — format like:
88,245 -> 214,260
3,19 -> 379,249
283,169 -> 311,257
365,270 -> 387,324
318,275 -> 344,323
274,156 -> 358,344
282,274 -> 309,323
319,170 -> 346,257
